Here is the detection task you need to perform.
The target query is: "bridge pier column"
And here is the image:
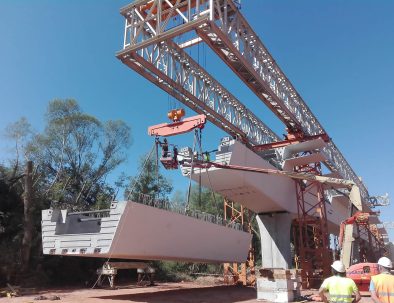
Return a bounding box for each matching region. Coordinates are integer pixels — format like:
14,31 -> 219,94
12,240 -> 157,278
256,212 -> 300,302
257,212 -> 293,269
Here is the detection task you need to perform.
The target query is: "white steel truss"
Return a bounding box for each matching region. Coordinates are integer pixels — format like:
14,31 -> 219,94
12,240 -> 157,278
118,39 -> 279,145
117,0 -> 369,202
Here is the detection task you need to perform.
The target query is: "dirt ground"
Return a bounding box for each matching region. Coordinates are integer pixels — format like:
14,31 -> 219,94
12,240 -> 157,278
0,281 -> 373,303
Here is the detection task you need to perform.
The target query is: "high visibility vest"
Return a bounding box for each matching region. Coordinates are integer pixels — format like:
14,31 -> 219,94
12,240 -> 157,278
321,276 -> 358,303
371,273 -> 394,303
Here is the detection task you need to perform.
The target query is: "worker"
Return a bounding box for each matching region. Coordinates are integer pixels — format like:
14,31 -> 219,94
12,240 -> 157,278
319,260 -> 361,303
370,257 -> 394,303
161,138 -> 169,157
173,146 -> 178,162
203,152 -> 210,162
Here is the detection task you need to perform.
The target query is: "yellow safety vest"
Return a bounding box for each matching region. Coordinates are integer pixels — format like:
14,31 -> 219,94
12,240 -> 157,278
321,276 -> 358,303
371,273 -> 394,303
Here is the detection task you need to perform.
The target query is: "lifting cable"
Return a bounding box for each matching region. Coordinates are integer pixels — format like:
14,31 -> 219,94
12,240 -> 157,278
93,141 -> 158,289
184,128 -> 219,213
155,137 -> 160,200
198,129 -> 202,206
126,141 -> 157,201
185,129 -> 199,212
195,129 -> 219,211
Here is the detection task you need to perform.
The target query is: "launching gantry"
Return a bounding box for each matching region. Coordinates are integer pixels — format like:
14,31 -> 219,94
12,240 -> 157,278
41,1 -> 389,300
116,0 -> 388,279
116,0 -> 368,201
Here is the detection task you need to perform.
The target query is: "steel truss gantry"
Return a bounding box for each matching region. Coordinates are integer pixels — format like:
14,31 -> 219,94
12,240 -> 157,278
116,0 -> 369,204
118,38 -> 279,145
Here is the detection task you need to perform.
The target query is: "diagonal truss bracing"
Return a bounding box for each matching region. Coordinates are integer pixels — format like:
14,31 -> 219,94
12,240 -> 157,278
118,39 -> 280,146
117,0 -> 369,202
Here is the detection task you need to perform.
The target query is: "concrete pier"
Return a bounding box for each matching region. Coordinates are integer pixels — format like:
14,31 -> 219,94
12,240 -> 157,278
256,212 -> 297,302
257,212 -> 293,269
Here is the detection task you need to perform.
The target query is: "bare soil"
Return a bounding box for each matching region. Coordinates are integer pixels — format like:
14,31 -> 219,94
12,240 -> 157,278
0,281 -> 373,303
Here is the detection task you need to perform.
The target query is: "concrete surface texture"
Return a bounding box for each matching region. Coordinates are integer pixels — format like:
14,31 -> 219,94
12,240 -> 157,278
42,201 -> 251,263
257,213 -> 294,269
184,140 -> 352,231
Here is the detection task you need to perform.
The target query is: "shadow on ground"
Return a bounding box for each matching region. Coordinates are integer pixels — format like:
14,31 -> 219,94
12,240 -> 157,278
94,285 -> 256,303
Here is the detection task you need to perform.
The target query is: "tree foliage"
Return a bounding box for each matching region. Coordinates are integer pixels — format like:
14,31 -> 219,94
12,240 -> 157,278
28,99 -> 132,210
4,117 -> 34,178
0,99 -> 132,284
125,153 -> 173,201
187,185 -> 224,217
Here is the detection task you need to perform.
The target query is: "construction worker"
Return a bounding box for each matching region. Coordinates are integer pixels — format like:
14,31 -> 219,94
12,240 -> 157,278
203,151 -> 210,162
161,138 -> 169,157
173,146 -> 178,162
319,260 -> 361,303
370,257 -> 394,303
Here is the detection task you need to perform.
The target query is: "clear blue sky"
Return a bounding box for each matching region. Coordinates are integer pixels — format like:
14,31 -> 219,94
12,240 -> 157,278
0,1 -> 393,241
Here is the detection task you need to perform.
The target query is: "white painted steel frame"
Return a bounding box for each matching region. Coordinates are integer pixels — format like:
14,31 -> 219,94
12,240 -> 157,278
117,0 -> 369,202
118,40 -> 279,145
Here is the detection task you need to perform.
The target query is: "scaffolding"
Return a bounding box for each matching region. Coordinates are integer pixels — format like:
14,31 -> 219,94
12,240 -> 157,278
223,199 -> 255,286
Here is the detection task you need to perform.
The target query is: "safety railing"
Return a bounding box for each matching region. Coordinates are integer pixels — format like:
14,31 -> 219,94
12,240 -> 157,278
133,192 -> 244,231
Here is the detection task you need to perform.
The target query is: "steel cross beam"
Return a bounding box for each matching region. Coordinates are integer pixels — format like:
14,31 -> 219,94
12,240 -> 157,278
200,0 -> 368,201
117,38 -> 279,145
117,0 -> 369,202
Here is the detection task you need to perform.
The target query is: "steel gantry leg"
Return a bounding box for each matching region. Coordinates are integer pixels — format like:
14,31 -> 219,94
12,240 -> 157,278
292,162 -> 331,289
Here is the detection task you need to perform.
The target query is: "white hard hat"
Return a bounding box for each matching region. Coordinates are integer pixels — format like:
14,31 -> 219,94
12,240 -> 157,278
378,257 -> 393,269
331,260 -> 346,273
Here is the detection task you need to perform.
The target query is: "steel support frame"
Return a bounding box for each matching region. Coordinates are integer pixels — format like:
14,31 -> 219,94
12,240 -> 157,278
200,0 -> 368,201
356,222 -> 376,263
118,39 -> 279,145
293,162 -> 331,289
252,133 -> 330,152
118,0 -> 369,203
223,199 -> 255,286
366,223 -> 387,258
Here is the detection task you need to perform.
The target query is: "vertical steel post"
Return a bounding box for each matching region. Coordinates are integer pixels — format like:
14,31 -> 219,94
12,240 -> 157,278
209,0 -> 214,20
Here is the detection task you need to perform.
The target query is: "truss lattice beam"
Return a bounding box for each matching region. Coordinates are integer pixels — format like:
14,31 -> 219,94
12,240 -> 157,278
203,0 -> 368,201
117,39 -> 279,145
117,0 -> 369,202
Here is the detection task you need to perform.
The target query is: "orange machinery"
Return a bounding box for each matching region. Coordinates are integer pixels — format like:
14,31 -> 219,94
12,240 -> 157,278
346,262 -> 379,292
338,212 -> 375,248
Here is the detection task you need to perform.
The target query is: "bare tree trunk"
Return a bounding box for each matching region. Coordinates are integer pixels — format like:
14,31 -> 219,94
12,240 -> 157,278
21,161 -> 33,273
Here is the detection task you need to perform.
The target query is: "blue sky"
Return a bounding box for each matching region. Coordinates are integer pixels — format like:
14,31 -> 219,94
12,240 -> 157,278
0,1 -> 393,241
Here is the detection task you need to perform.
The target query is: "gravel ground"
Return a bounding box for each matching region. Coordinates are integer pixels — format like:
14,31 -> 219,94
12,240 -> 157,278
0,282 -> 373,303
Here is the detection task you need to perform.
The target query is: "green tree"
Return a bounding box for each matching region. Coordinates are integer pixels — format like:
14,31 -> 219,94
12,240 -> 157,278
28,99 -> 132,210
0,165 -> 24,284
188,185 -> 223,217
171,190 -> 187,212
4,117 -> 34,178
1,99 -> 132,282
125,153 -> 173,202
